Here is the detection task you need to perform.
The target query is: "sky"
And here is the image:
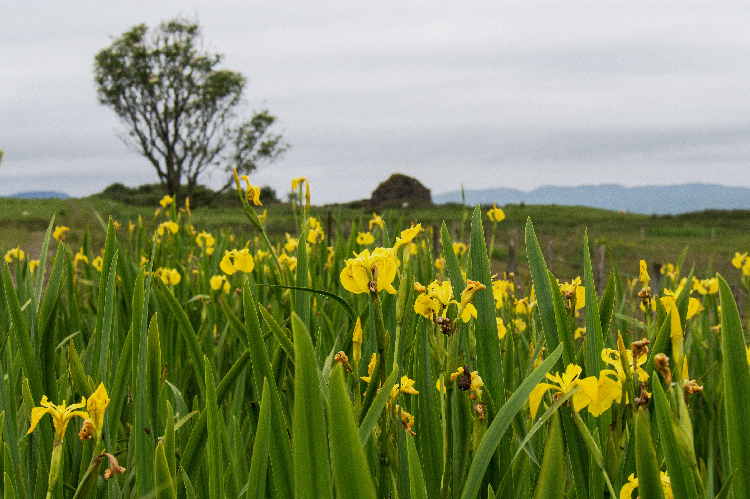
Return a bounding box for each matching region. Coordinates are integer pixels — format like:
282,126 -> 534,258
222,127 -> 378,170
3,1 -> 750,204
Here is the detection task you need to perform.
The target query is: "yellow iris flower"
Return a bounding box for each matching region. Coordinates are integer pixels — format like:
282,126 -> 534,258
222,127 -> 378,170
196,231 -> 215,249
4,246 -> 24,263
279,252 -> 297,271
619,471 -> 672,499
156,267 -> 181,285
414,293 -> 440,319
639,260 -> 650,288
393,224 -> 422,251
157,221 -> 179,236
497,318 -> 507,340
308,226 -> 324,244
220,249 -> 255,275
52,225 -> 69,241
390,376 -> 419,398
284,234 -> 299,253
340,248 -> 398,295
92,256 -> 103,272
86,383 -> 110,437
356,232 -> 375,245
732,252 -> 747,269
28,395 -> 88,441
74,247 -> 89,267
369,213 -> 383,231
453,242 -> 467,256
240,175 -> 262,206
159,195 -> 174,208
528,364 -> 591,419
361,353 -> 377,383
487,203 -> 505,222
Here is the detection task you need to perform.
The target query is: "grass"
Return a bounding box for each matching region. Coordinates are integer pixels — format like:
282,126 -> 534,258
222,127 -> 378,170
2,197 -> 748,289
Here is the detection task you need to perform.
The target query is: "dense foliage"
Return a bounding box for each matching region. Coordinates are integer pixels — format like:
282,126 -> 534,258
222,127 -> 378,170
0,174 -> 746,498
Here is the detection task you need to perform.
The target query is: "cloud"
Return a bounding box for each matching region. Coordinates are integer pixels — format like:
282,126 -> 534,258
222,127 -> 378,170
2,0 -> 750,202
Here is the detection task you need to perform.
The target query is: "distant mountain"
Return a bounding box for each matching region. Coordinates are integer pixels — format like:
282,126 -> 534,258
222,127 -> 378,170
5,191 -> 69,199
433,184 -> 750,215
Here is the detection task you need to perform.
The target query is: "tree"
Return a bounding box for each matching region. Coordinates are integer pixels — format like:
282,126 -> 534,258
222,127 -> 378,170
94,18 -> 287,200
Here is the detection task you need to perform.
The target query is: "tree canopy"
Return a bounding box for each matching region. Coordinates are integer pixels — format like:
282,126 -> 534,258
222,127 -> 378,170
94,18 -> 287,200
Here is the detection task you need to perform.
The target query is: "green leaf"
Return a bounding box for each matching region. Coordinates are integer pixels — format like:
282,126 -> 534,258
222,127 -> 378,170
296,220 -> 311,327
635,408 -> 666,499
718,274 -> 750,498
179,350 -> 251,478
406,433 -> 429,499
713,470 -> 736,499
292,313 -> 332,499
90,217 -> 117,379
246,379 -> 272,499
531,411 -> 565,499
217,296 -> 249,350
513,388 -> 580,465
265,284 -> 356,324
4,472 -> 15,499
135,314 -> 157,497
440,221 -> 467,304
164,401 -> 176,479
548,270 -> 576,367
148,304 -> 162,445
98,250 -> 118,385
582,230 -> 604,378
329,365 -> 378,499
258,304 -> 295,360
107,326 -> 132,445
155,440 -> 177,499
470,206 -> 504,405
460,343 -> 563,499
652,373 -> 699,499
358,364 -> 400,447
598,272 -> 616,341
156,279 -> 206,397
205,356 -> 223,499
37,242 -> 66,400
525,218 -> 561,362
571,411 -> 617,497
242,279 -> 294,498
33,216 -> 55,309
180,467 -> 197,499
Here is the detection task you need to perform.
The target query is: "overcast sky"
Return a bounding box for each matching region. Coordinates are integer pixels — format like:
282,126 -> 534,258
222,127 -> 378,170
2,1 -> 749,204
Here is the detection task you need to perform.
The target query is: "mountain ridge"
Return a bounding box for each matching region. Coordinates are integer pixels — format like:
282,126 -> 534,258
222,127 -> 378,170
433,183 -> 750,215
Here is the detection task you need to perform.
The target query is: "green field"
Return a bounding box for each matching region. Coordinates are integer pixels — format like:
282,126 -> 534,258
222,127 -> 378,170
2,196 -> 748,289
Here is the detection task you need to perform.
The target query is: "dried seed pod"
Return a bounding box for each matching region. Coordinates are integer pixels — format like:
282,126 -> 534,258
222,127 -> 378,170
457,365 -> 471,391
